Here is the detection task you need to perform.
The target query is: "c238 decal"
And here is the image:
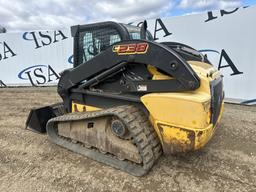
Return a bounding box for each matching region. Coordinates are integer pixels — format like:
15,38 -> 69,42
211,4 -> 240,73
112,43 -> 149,55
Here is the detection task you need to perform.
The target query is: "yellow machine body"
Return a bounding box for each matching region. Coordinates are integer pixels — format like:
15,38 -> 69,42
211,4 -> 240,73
142,61 -> 224,154
72,61 -> 224,155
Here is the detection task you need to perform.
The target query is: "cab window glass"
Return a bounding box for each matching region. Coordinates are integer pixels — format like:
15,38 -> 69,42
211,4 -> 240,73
78,27 -> 122,64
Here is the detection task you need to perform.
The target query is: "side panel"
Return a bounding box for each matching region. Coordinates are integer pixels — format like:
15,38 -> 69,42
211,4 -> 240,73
142,93 -> 223,154
141,68 -> 224,154
141,92 -> 211,129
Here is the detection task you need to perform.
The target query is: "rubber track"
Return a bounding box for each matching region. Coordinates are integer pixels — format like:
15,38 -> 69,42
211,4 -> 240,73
46,105 -> 162,176
136,110 -> 163,160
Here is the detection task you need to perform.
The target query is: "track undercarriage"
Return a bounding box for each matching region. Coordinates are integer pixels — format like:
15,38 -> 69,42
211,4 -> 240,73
47,105 -> 162,176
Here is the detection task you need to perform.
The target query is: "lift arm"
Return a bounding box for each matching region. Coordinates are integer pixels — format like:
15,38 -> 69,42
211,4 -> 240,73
58,40 -> 200,96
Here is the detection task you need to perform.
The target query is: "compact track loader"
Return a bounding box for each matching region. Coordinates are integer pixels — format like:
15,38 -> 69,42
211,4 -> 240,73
26,21 -> 224,176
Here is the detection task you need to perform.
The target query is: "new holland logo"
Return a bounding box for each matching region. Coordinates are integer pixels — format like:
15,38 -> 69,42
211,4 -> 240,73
112,43 -> 149,55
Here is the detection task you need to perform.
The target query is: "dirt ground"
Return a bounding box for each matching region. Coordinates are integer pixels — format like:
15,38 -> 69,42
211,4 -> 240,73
0,87 -> 255,192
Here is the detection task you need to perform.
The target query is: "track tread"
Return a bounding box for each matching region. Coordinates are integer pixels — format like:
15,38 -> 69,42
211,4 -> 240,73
46,105 -> 162,176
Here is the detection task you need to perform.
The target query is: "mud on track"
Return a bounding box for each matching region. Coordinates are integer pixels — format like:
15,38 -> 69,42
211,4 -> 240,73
0,87 -> 255,192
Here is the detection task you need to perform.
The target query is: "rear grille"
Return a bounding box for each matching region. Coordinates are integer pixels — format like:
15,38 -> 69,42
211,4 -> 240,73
210,77 -> 224,126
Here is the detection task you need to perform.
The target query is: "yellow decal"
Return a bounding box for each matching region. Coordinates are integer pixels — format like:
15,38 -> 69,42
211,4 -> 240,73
112,43 -> 149,55
72,102 -> 101,113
